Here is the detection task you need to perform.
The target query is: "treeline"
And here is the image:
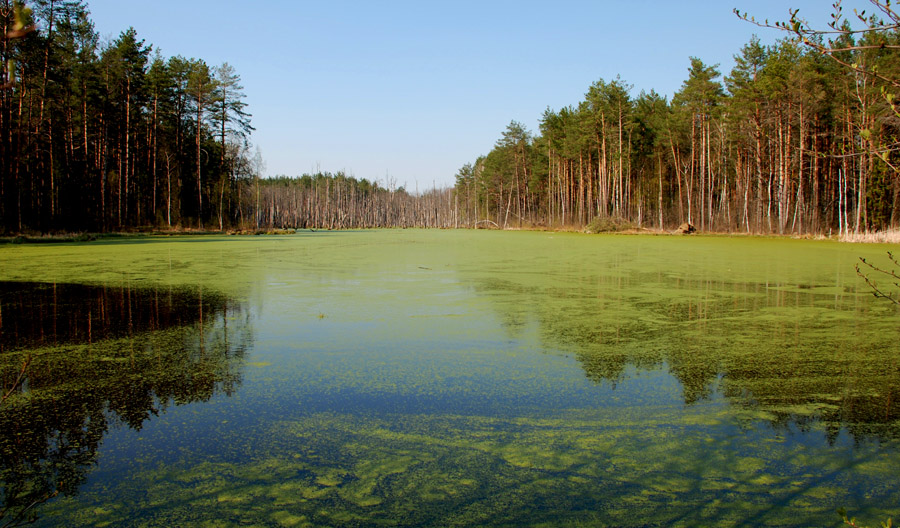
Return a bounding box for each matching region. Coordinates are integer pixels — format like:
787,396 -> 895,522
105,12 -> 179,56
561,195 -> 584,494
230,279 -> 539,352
0,0 -> 254,233
0,1 -> 464,234
9,1 -> 900,236
456,32 -> 900,234
252,173 -> 458,229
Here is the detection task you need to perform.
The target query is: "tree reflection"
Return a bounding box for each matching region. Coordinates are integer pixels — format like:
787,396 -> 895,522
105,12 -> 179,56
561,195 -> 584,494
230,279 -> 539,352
0,282 -> 253,526
473,273 -> 900,444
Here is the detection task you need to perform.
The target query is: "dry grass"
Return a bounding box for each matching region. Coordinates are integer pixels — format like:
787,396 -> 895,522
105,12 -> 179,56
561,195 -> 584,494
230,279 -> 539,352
839,229 -> 900,244
227,228 -> 297,236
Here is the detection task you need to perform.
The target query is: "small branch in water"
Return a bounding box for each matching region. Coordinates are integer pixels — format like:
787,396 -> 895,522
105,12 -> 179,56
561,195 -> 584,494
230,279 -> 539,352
1,355 -> 32,404
0,489 -> 59,527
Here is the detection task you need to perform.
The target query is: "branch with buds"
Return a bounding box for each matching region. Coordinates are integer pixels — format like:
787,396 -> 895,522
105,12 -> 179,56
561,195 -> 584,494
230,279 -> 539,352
856,251 -> 900,304
736,1 -> 900,89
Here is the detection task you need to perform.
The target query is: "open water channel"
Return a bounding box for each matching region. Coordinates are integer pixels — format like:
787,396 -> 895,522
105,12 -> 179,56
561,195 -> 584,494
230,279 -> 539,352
0,230 -> 898,526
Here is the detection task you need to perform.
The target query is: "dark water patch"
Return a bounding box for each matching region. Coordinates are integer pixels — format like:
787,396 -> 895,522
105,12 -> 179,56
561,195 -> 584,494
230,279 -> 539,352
0,282 -> 253,526
0,281 -> 234,353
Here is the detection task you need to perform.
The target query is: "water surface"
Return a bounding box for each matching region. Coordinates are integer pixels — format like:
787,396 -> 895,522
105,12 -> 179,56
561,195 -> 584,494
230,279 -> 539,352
1,230 -> 898,526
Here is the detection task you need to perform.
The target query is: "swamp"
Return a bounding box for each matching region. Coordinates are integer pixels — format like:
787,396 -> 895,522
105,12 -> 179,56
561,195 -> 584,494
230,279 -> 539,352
0,229 -> 899,527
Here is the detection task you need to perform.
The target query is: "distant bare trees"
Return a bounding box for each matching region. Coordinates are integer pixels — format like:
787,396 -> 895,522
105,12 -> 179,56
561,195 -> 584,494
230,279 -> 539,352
244,173 -> 458,230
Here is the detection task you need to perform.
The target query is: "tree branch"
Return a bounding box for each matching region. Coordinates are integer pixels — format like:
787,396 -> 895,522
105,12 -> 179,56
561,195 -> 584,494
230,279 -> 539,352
0,355 -> 32,405
735,2 -> 900,89
856,254 -> 900,304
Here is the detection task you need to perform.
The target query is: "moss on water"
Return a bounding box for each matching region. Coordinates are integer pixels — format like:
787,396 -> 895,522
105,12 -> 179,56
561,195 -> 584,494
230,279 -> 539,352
35,408 -> 898,526
2,231 -> 899,526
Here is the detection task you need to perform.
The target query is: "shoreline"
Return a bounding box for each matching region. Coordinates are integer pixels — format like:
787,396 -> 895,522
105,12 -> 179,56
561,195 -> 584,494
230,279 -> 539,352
1,226 -> 898,244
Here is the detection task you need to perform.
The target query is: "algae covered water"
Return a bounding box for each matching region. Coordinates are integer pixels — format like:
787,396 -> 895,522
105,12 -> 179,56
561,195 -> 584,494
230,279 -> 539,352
1,230 -> 898,526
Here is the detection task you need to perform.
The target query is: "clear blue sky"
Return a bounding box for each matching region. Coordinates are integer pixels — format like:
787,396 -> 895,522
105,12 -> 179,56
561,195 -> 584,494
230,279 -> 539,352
83,0 -> 870,189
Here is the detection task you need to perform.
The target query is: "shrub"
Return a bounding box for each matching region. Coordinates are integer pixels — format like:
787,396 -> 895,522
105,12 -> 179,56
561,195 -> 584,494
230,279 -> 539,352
586,216 -> 635,234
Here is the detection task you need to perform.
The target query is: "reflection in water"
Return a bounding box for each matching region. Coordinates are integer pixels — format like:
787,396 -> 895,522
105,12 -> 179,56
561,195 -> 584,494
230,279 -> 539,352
474,272 -> 900,444
0,281 -> 228,352
0,282 -> 252,525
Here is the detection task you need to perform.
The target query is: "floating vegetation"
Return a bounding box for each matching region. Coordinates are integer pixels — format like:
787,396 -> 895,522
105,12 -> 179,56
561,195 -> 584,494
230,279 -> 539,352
464,235 -> 900,444
0,231 -> 898,526
42,410 -> 899,526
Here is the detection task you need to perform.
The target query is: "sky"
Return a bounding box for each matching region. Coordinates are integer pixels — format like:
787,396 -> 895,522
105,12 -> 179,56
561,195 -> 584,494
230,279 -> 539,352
82,0 -> 873,189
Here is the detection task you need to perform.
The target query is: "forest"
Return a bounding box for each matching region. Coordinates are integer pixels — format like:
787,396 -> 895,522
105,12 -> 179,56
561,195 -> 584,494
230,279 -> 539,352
0,0 -> 257,233
3,1 -> 900,234
460,23 -> 900,235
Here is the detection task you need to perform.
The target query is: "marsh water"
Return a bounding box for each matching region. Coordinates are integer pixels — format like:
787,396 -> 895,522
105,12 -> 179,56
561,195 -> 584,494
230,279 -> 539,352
1,230 -> 898,527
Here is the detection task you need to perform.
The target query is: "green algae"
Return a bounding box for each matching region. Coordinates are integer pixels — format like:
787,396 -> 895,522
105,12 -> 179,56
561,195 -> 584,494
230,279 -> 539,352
40,410 -> 899,526
455,232 -> 900,441
1,230 -> 899,526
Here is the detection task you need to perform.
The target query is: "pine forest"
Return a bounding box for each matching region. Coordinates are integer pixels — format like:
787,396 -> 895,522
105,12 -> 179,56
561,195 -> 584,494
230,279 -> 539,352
2,1 -> 900,235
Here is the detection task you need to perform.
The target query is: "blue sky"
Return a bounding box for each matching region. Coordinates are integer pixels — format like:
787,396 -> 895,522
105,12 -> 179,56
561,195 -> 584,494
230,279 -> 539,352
83,0 -> 870,189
